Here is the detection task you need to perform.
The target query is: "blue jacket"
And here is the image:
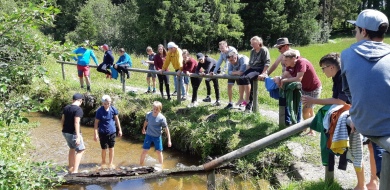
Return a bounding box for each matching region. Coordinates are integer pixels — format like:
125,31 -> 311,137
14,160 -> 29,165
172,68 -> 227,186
116,52 -> 132,67
341,40 -> 390,136
102,50 -> 114,65
73,47 -> 98,66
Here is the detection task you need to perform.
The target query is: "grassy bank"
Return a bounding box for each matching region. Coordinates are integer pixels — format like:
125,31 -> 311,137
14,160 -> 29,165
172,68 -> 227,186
33,37 -> 378,188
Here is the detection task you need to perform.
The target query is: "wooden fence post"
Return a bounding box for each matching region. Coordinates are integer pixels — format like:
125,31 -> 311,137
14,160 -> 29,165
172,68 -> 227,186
324,166 -> 334,183
121,71 -> 125,93
380,151 -> 390,190
61,62 -> 65,80
252,80 -> 259,113
177,75 -> 182,103
207,169 -> 216,190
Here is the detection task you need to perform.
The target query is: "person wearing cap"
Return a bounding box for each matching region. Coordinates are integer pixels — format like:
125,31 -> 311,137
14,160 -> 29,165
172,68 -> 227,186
224,51 -> 249,109
154,44 -> 171,100
160,42 -> 186,99
274,50 -> 321,134
210,41 -> 238,75
342,9 -> 390,186
237,36 -> 270,112
114,48 -> 132,80
265,37 -> 302,127
61,93 -> 85,173
72,41 -> 99,92
140,101 -> 172,166
266,37 -> 301,76
93,95 -> 122,169
181,50 -> 199,106
144,46 -> 157,93
196,52 -> 221,106
97,44 -> 115,79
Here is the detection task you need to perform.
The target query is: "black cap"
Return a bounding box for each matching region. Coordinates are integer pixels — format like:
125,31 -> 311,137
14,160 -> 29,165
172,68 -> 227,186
72,93 -> 83,100
196,53 -> 205,60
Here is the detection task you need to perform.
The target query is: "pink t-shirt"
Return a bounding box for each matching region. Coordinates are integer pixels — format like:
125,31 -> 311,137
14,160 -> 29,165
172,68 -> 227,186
286,57 -> 321,91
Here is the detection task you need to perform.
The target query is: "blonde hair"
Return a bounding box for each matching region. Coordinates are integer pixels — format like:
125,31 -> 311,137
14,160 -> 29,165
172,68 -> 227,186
182,49 -> 190,56
250,36 -> 263,46
283,50 -> 297,58
146,46 -> 153,52
153,101 -> 162,111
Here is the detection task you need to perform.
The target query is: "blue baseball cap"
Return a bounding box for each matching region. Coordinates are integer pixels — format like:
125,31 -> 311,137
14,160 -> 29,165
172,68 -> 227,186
347,9 -> 388,32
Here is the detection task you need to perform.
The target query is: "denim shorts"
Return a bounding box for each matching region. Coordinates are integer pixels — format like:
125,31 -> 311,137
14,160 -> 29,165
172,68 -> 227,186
183,76 -> 189,85
142,134 -> 163,151
63,132 -> 85,152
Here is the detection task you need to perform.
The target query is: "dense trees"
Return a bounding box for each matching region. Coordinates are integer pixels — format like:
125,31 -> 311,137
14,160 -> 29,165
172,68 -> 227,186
40,0 -> 390,52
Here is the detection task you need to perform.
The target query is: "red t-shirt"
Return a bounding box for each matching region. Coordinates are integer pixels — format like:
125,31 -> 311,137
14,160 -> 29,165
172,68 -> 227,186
286,57 -> 321,91
182,57 -> 198,73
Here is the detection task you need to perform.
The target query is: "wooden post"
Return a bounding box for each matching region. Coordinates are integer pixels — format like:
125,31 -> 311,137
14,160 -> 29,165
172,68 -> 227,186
380,152 -> 390,190
122,71 -> 125,93
279,106 -> 286,127
324,166 -> 334,183
61,62 -> 65,80
252,80 -> 259,113
177,75 -> 182,103
207,169 -> 216,190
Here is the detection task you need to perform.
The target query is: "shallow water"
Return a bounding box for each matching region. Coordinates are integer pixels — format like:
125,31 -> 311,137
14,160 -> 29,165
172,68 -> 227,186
27,112 -> 216,189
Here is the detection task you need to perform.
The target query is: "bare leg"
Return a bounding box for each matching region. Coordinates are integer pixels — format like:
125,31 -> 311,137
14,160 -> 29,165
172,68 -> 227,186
140,149 -> 149,165
85,76 -> 91,86
366,143 -> 379,190
157,150 -> 163,165
101,149 -> 107,166
244,84 -> 251,102
237,85 -> 245,104
152,78 -> 156,89
108,148 -> 114,168
72,150 -> 84,173
68,149 -> 75,173
147,77 -> 150,89
79,77 -> 84,87
228,84 -> 233,103
354,167 -> 367,190
303,108 -> 315,136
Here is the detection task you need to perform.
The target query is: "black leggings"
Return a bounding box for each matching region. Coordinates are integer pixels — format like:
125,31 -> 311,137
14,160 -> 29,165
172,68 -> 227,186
97,63 -> 112,75
157,74 -> 170,98
116,65 -> 130,77
190,77 -> 203,103
205,78 -> 220,100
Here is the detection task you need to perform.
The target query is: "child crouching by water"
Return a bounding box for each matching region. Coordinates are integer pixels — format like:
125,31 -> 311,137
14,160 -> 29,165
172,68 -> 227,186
139,101 -> 172,167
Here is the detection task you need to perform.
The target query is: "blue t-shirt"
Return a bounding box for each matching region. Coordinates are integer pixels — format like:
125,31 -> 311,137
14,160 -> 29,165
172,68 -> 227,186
145,112 -> 167,137
95,106 -> 118,134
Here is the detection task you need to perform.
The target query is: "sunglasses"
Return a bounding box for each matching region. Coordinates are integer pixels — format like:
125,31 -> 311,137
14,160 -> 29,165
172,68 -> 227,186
278,45 -> 285,50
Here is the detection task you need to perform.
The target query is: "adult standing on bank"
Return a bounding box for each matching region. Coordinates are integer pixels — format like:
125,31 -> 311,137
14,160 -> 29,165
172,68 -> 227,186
73,41 -> 98,92
61,93 -> 85,174
196,53 -> 221,106
94,95 -> 122,169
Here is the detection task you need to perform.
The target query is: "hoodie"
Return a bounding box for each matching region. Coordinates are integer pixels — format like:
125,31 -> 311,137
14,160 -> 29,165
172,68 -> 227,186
73,47 -> 98,66
341,40 -> 390,136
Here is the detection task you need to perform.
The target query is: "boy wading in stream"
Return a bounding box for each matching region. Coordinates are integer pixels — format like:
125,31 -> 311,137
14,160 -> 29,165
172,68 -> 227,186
94,95 -> 123,169
61,93 -> 85,173
140,101 -> 172,167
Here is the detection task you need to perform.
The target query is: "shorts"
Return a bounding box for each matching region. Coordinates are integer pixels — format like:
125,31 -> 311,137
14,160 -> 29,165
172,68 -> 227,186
77,65 -> 90,77
99,132 -> 116,149
142,134 -> 163,151
227,79 -> 239,85
183,76 -> 189,85
147,72 -> 157,78
302,87 -> 322,108
63,132 -> 85,152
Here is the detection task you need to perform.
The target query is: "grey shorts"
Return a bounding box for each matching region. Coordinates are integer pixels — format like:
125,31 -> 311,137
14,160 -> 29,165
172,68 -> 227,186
147,71 -> 157,78
302,87 -> 322,108
63,132 -> 85,152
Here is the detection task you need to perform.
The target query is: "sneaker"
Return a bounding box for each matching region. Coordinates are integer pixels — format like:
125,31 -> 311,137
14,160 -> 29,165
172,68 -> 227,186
145,90 -> 151,93
172,91 -> 177,96
181,96 -> 187,100
224,103 -> 233,109
87,86 -> 91,92
127,75 -> 130,79
203,96 -> 211,102
152,90 -> 156,93
240,101 -> 247,107
188,101 -> 198,108
245,103 -> 252,112
213,101 -> 221,106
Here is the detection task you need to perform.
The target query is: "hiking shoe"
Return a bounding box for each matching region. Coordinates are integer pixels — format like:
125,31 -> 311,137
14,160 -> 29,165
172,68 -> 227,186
224,103 -> 233,109
203,96 -> 211,102
87,86 -> 91,92
181,96 -> 187,100
172,91 -> 177,96
213,101 -> 221,106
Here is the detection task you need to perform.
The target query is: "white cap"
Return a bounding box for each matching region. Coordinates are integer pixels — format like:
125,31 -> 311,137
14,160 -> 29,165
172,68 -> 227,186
101,95 -> 112,102
167,42 -> 178,49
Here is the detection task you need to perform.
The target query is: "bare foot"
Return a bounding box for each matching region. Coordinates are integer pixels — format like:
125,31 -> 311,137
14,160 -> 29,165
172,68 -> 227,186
305,130 -> 316,136
109,164 -> 116,169
354,186 -> 368,190
235,100 -> 244,106
68,166 -> 74,174
366,181 -> 379,190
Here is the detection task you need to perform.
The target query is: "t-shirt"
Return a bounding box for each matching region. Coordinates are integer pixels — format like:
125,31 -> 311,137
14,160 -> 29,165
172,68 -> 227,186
332,70 -> 349,103
286,57 -> 321,92
249,47 -> 270,70
228,55 -> 249,75
95,106 -> 119,134
145,112 -> 167,137
148,53 -> 156,70
62,104 -> 83,134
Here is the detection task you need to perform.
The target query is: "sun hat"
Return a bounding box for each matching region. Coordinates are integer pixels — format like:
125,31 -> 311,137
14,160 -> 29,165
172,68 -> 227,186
273,37 -> 292,47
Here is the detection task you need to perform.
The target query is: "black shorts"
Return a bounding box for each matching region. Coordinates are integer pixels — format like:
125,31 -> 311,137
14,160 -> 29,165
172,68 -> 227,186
99,132 -> 116,149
